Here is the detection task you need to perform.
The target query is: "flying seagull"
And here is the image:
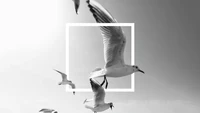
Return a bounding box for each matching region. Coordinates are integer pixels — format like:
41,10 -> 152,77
86,0 -> 145,89
83,77 -> 105,104
84,78 -> 114,113
54,69 -> 76,95
39,108 -> 58,113
72,0 -> 80,14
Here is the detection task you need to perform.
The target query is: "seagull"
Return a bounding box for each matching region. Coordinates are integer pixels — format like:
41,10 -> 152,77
72,0 -> 80,14
84,78 -> 114,113
83,78 -> 105,104
54,69 -> 76,95
86,0 -> 145,89
39,108 -> 58,113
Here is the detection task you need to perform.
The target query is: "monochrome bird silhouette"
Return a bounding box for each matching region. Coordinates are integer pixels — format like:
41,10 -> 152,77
86,0 -> 145,89
84,78 -> 114,113
54,69 -> 76,95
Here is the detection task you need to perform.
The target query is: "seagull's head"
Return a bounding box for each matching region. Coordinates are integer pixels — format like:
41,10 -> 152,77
132,65 -> 145,74
53,111 -> 58,113
109,102 -> 114,110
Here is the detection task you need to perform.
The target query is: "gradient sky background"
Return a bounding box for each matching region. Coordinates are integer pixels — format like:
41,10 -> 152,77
0,0 -> 200,113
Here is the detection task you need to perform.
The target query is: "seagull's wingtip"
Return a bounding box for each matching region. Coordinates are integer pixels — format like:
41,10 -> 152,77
83,98 -> 87,104
53,69 -> 58,72
39,109 -> 45,112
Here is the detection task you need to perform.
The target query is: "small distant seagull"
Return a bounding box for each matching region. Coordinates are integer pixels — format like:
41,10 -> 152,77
72,0 -> 80,14
54,69 -> 76,95
84,78 -> 114,113
86,0 -> 145,89
39,108 -> 57,113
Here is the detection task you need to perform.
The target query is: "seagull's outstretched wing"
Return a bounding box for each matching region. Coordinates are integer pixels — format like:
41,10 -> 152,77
90,79 -> 105,107
89,67 -> 106,78
39,108 -> 54,113
87,0 -> 126,68
83,98 -> 94,104
72,0 -> 80,14
54,69 -> 67,81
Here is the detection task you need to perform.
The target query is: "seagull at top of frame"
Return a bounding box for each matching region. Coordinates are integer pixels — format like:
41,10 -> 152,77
84,78 -> 114,113
86,0 -> 145,89
39,108 -> 58,113
72,0 -> 80,14
54,69 -> 76,95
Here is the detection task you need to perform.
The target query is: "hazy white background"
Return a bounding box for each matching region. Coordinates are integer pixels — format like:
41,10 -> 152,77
0,0 -> 200,113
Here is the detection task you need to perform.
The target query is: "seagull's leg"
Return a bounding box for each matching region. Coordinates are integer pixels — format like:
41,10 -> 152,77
105,80 -> 108,89
100,76 -> 106,86
104,76 -> 108,89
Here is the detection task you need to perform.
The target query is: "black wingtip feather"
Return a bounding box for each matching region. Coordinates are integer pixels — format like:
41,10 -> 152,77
75,3 -> 79,14
86,0 -> 114,24
87,1 -> 101,23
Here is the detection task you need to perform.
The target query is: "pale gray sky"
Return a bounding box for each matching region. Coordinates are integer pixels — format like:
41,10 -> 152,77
0,0 -> 200,113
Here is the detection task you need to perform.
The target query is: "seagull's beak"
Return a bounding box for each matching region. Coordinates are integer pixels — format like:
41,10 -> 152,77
138,69 -> 145,74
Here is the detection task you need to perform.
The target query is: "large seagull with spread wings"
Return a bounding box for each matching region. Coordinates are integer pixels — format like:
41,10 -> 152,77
87,0 -> 145,89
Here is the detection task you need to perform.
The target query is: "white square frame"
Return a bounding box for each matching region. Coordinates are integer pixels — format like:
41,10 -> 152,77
66,23 -> 135,92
